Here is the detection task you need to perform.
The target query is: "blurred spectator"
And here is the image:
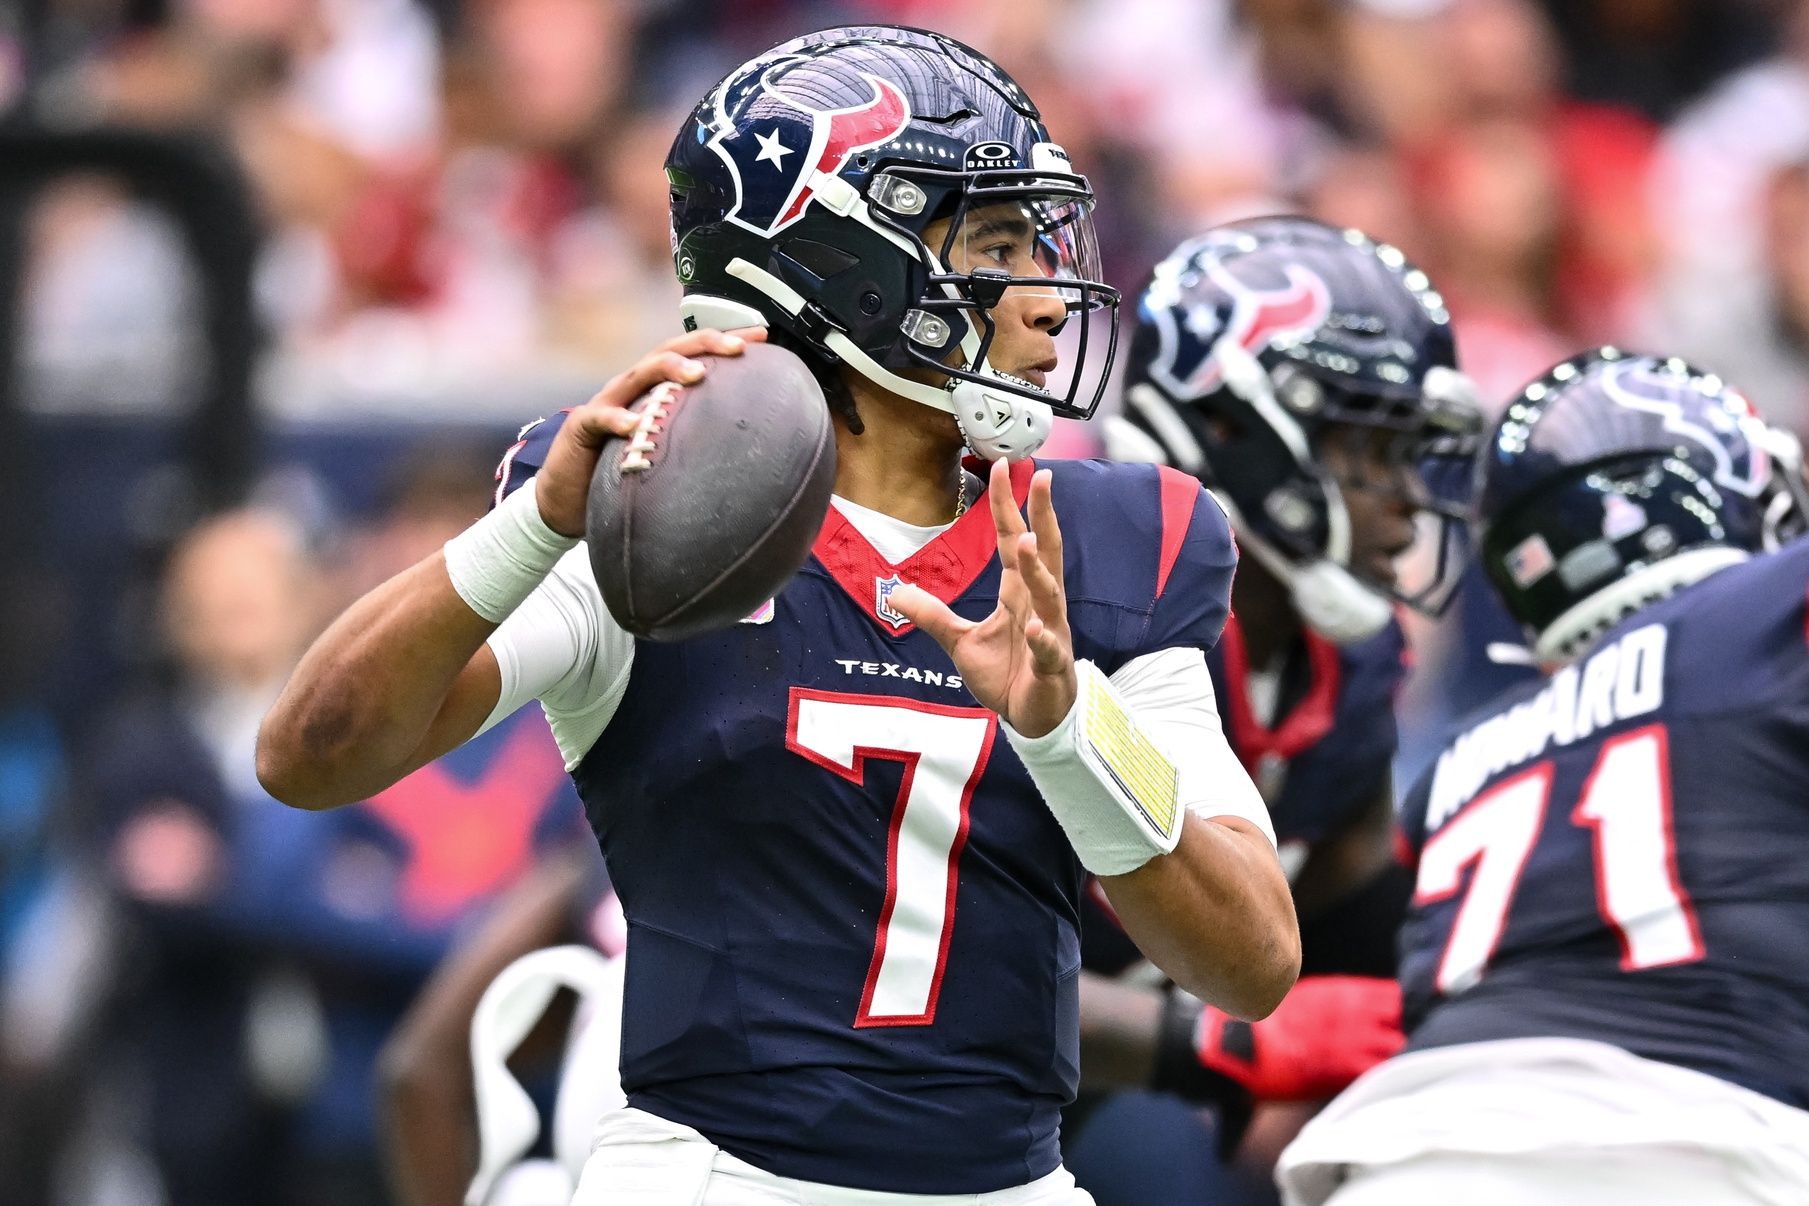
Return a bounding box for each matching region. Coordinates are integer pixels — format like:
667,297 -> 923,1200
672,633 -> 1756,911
1642,1 -> 1809,430
70,507 -> 322,1206
330,440 -> 503,603
43,465 -> 581,1206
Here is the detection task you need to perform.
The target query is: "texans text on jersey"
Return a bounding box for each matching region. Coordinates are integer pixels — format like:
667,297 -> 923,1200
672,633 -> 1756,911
833,658 -> 966,691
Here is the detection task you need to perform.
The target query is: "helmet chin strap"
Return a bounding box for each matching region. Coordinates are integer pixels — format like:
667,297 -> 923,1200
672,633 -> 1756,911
1251,534 -> 1395,645
948,374 -> 1055,461
1217,494 -> 1395,646
715,258 -> 1054,461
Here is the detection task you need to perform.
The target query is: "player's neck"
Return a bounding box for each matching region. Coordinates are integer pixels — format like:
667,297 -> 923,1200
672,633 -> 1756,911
1233,559 -> 1303,671
831,393 -> 967,527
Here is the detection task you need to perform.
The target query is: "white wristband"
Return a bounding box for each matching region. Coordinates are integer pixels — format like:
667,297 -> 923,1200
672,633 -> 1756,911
443,478 -> 579,623
1004,659 -> 1184,876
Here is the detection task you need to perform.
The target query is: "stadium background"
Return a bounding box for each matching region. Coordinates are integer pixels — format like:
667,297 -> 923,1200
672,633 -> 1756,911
1,0 -> 1806,1203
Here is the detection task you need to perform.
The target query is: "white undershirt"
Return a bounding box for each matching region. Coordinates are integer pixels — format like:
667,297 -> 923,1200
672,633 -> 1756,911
829,494 -> 952,565
479,502 -> 1274,844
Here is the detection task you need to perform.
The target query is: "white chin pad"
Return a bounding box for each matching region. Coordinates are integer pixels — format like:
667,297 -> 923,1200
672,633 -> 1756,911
950,377 -> 1054,461
1290,560 -> 1395,645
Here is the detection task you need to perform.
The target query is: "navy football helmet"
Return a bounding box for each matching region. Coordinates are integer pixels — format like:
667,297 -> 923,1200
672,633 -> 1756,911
664,25 -> 1119,460
1477,347 -> 1809,662
1108,216 -> 1480,643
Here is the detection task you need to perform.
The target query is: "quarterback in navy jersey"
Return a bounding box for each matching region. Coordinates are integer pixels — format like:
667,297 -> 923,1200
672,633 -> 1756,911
1073,218 -> 1481,1203
258,26 -> 1298,1205
1280,348 -> 1809,1206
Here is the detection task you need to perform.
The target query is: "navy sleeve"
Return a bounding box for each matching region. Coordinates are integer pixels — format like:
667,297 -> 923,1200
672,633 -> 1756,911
1396,762 -> 1434,862
491,411 -> 571,506
1130,465 -> 1238,658
1336,620 -> 1409,797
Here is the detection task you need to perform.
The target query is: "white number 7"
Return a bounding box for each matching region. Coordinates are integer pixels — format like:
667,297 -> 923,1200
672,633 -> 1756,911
787,689 -> 998,1027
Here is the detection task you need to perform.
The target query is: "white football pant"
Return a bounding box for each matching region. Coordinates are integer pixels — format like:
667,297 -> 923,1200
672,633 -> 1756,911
1278,1038 -> 1809,1206
573,1107 -> 1097,1206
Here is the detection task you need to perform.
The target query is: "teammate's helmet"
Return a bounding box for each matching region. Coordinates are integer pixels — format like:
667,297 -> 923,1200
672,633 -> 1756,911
1477,347 -> 1809,662
665,25 -> 1119,460
1108,216 -> 1480,643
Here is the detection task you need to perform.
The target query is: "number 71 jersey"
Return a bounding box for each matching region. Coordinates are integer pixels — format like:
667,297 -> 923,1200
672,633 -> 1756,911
1395,539 -> 1809,1110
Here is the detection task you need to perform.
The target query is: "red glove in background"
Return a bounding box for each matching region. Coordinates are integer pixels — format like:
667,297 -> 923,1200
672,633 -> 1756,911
1193,975 -> 1403,1101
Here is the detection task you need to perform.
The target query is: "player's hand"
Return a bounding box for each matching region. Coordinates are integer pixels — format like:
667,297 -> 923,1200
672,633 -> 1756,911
1195,975 -> 1403,1101
534,327 -> 767,537
889,459 -> 1076,737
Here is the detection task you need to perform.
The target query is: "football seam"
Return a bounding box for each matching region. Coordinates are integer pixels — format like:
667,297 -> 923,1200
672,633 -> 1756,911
649,412 -> 833,630
616,465 -> 642,629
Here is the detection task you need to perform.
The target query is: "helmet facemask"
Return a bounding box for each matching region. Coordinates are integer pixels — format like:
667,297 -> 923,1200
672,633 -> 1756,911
714,150 -> 1119,461
870,154 -> 1120,422
1207,340 -> 1482,640
674,108 -> 1119,460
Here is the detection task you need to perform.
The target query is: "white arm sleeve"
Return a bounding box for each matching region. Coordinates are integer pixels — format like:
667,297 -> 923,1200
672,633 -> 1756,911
1108,646 -> 1277,848
479,547 -> 635,770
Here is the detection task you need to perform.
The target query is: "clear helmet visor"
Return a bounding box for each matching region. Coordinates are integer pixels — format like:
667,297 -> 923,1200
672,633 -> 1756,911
1312,370 -> 1484,616
900,175 -> 1119,420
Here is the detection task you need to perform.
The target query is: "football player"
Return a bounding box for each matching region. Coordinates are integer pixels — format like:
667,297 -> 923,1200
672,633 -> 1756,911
1278,348 -> 1809,1204
258,26 -> 1298,1205
1075,217 -> 1480,1202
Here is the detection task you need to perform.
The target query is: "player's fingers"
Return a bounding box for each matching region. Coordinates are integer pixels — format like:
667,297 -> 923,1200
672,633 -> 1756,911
987,457 -> 1027,561
885,584 -> 973,650
657,326 -> 763,359
585,352 -> 707,427
565,398 -> 650,447
994,537 -> 1034,626
1016,531 -> 1068,630
1027,469 -> 1064,583
1025,617 -> 1070,676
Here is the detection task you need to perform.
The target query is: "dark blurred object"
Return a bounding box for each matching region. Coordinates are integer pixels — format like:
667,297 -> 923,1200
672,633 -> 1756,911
0,125 -> 262,549
1542,0 -> 1780,120
0,123 -> 263,732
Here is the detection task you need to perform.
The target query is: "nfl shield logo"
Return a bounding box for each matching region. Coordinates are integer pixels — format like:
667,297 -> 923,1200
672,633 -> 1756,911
875,574 -> 910,629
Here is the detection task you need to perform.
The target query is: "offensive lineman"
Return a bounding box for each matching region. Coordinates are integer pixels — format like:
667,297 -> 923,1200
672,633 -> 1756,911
1279,348 -> 1809,1204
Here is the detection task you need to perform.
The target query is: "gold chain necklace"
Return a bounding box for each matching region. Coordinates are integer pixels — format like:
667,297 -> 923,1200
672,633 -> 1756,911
954,468 -> 969,520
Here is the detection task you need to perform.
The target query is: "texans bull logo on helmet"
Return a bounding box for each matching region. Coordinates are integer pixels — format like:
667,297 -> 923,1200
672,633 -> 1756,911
1142,252 -> 1333,401
702,52 -> 911,237
1600,361 -> 1773,500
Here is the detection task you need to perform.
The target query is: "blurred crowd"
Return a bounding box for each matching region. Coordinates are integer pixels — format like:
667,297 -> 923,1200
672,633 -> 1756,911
7,0 -> 1809,1203
9,0 -> 1809,425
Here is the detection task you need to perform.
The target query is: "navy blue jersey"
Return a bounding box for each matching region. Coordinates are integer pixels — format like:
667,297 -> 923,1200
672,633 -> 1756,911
1081,618 -> 1405,977
1397,539 -> 1809,1109
1207,616 -> 1405,849
498,417 -> 1236,1192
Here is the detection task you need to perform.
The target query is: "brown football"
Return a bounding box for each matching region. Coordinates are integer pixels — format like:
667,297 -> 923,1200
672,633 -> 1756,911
586,342 -> 835,640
